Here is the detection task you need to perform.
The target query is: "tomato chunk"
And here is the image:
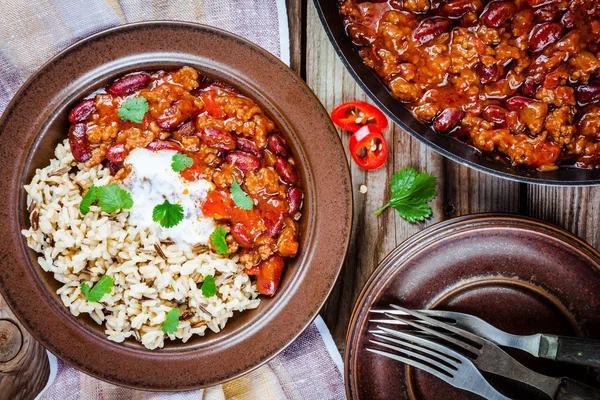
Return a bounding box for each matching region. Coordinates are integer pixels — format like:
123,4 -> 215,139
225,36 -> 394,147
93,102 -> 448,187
256,255 -> 285,296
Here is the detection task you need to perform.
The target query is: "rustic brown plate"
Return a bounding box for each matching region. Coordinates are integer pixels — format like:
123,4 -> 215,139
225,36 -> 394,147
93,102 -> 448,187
345,214 -> 600,400
0,22 -> 352,390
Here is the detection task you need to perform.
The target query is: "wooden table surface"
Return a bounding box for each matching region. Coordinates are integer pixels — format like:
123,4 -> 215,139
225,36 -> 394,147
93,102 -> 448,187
2,1 -> 600,398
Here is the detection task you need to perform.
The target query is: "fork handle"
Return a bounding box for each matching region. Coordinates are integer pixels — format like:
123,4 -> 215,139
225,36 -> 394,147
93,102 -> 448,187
549,336 -> 600,367
554,377 -> 600,400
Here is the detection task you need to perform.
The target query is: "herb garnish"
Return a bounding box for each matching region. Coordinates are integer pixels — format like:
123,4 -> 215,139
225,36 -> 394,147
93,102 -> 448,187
162,307 -> 180,334
171,154 -> 194,172
80,275 -> 114,302
374,167 -> 437,223
117,97 -> 149,123
201,275 -> 217,298
230,180 -> 253,210
80,184 -> 133,215
210,226 -> 228,255
152,200 -> 184,228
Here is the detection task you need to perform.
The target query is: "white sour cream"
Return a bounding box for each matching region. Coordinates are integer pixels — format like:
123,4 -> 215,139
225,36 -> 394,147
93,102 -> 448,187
123,148 -> 215,248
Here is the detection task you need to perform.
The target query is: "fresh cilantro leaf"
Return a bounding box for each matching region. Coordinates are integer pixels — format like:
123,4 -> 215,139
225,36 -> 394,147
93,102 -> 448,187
152,199 -> 184,228
162,307 -> 180,334
230,180 -> 253,210
201,275 -> 217,297
80,185 -> 98,214
80,282 -> 90,298
374,167 -> 437,223
117,97 -> 149,123
210,226 -> 228,255
97,184 -> 134,214
80,275 -> 114,302
171,153 -> 194,172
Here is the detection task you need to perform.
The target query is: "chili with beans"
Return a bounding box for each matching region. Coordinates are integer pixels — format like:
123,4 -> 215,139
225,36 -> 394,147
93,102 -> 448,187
67,66 -> 303,296
339,0 -> 600,170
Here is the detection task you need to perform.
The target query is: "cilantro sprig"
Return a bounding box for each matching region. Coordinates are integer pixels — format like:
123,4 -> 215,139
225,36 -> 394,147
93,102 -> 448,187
80,275 -> 114,302
230,180 -> 253,210
172,154 -> 193,172
210,226 -> 228,255
80,184 -> 133,215
201,275 -> 217,298
162,307 -> 180,334
152,200 -> 184,228
374,167 -> 437,223
117,97 -> 149,123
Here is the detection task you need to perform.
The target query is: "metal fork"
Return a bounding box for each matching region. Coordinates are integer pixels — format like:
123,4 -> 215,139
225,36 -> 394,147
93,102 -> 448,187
370,305 -> 600,400
368,327 -> 512,400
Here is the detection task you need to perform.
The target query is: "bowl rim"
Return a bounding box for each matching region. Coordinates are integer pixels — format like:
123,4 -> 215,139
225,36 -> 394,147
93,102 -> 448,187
0,20 -> 353,390
313,0 -> 600,186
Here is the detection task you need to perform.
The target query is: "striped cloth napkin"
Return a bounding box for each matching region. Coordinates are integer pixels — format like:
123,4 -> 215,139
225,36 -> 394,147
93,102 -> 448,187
0,1 -> 345,399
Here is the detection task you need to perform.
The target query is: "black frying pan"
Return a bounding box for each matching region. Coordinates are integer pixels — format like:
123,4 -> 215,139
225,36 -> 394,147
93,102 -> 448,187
313,0 -> 600,185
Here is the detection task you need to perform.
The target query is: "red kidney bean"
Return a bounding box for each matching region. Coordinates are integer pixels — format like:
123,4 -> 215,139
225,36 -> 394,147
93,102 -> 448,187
534,4 -> 560,22
529,22 -> 564,53
68,99 -> 95,123
526,0 -> 559,6
105,143 -> 128,166
475,63 -> 500,84
347,23 -> 376,46
107,73 -> 150,95
287,186 -> 303,216
103,160 -> 120,176
197,75 -> 236,91
413,17 -> 450,44
267,134 -> 288,157
173,120 -> 195,137
68,123 -> 91,163
576,85 -> 600,105
483,105 -> 508,125
201,126 -> 237,151
146,140 -> 180,151
441,0 -> 481,17
231,224 -> 255,248
227,151 -> 260,172
236,137 -> 261,157
156,99 -> 197,131
561,10 -> 575,29
264,213 -> 285,237
275,157 -> 299,184
433,108 -> 464,133
521,78 -> 538,97
505,96 -> 534,111
481,1 -> 517,27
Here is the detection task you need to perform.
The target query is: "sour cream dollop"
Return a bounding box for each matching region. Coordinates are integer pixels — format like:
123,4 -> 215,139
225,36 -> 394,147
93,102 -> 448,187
123,148 -> 215,248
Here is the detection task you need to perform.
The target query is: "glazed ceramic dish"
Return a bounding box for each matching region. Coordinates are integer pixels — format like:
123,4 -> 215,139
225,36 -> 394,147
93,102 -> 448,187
0,22 -> 352,390
313,0 -> 600,185
345,214 -> 600,399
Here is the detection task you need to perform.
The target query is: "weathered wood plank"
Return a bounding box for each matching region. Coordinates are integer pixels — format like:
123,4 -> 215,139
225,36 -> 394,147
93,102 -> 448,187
444,160 -> 523,217
306,2 -> 445,349
286,0 -> 303,74
527,186 -> 600,249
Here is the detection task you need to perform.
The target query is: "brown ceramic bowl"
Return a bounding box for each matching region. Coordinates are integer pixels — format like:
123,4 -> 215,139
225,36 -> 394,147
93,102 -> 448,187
0,22 -> 352,390
345,214 -> 600,400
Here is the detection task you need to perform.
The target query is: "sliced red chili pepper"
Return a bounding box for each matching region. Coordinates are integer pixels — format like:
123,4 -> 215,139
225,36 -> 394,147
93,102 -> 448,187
349,125 -> 389,170
331,100 -> 388,133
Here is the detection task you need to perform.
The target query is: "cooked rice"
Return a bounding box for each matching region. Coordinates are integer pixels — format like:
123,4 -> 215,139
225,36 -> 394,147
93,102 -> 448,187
21,140 -> 260,350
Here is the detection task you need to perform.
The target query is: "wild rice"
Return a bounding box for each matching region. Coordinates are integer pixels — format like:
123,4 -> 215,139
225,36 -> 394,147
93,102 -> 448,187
21,140 -> 260,349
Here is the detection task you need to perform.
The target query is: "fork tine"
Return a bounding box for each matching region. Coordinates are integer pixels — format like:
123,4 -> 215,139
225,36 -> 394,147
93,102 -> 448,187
391,305 -> 483,343
371,333 -> 459,373
366,347 -> 455,383
369,338 -> 456,376
383,312 -> 481,355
